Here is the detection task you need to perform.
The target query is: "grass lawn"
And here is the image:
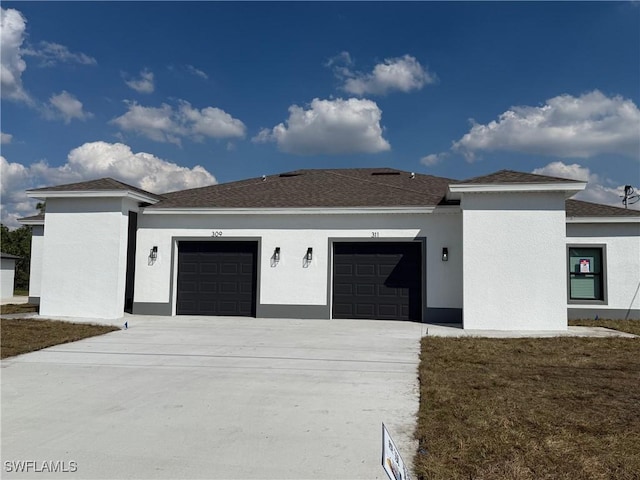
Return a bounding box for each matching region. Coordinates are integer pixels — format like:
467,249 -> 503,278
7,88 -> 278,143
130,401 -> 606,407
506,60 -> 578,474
1,318 -> 119,359
415,333 -> 640,479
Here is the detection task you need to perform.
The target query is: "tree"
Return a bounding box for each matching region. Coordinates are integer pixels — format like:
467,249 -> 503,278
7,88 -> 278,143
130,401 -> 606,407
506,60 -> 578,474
1,224 -> 32,291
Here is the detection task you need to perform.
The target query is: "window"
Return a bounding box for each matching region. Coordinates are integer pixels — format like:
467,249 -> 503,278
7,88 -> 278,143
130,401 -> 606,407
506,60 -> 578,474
568,247 -> 605,302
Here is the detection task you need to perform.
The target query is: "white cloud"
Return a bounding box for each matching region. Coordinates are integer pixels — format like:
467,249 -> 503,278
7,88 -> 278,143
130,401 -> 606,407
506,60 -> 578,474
186,65 -> 208,80
111,101 -> 246,145
178,102 -> 246,140
452,91 -> 640,161
533,161 -> 640,211
0,7 -> 31,103
1,142 -> 217,227
111,102 -> 184,145
1,132 -> 13,144
45,91 -> 93,124
23,41 -> 96,67
124,69 -> 154,94
331,53 -> 436,96
253,97 -> 390,155
420,152 -> 448,166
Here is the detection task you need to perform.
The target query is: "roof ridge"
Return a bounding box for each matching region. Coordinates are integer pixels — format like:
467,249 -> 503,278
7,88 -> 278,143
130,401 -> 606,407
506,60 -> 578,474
460,169 -> 582,184
325,170 -> 444,198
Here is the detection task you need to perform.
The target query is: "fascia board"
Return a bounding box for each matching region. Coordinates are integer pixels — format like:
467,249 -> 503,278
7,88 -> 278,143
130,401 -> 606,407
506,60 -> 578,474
18,219 -> 45,226
566,217 -> 640,224
142,206 -> 436,215
26,190 -> 160,204
449,182 -> 587,195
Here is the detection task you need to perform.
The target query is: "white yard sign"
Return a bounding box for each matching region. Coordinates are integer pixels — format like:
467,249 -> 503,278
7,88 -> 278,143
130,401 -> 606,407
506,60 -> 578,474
382,423 -> 412,480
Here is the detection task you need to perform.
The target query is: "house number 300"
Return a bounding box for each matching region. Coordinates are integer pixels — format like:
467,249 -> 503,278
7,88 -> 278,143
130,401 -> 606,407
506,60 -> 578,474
212,231 -> 223,237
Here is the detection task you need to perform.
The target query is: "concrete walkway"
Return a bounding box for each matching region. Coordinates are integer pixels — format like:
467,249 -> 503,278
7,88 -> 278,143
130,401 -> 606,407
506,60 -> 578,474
1,316 -> 425,479
421,323 -> 637,338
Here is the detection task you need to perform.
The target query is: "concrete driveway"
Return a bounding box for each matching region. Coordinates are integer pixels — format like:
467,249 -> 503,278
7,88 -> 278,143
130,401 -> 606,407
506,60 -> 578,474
1,316 -> 425,479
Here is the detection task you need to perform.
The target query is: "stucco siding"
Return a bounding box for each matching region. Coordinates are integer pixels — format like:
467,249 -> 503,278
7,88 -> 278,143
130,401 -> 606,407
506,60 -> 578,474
461,192 -> 568,330
566,222 -> 640,318
39,197 -> 134,319
28,225 -> 44,301
134,209 -> 463,318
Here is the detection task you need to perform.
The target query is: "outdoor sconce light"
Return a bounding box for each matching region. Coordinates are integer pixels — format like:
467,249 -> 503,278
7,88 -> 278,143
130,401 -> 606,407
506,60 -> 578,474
150,246 -> 158,260
442,247 -> 448,262
274,247 -> 281,262
306,247 -> 313,262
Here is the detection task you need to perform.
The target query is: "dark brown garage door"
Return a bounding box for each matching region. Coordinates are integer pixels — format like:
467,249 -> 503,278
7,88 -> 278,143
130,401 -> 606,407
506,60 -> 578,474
177,241 -> 257,316
332,242 -> 422,321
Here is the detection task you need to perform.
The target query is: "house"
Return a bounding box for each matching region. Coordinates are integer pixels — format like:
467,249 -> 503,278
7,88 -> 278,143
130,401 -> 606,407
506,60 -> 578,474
19,168 -> 640,329
1,252 -> 21,300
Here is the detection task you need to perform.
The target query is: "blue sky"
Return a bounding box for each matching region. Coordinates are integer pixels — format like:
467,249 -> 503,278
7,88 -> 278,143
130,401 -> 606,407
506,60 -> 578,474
2,2 -> 639,226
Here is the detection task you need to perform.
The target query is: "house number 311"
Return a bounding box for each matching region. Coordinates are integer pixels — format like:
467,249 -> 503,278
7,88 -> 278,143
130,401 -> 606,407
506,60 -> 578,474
212,231 -> 223,237
371,232 -> 379,238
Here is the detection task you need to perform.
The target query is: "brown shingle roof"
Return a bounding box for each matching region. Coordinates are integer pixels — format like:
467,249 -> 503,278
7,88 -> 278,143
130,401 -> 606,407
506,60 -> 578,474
150,168 -> 455,209
458,169 -> 583,184
28,178 -> 164,201
566,199 -> 640,217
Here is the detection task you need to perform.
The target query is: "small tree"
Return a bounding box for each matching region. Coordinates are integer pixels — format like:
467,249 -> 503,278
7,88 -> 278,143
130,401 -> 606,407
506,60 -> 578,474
1,224 -> 32,291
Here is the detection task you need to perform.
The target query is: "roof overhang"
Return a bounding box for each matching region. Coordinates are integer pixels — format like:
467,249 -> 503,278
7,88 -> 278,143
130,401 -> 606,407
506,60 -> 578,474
18,217 -> 45,226
26,189 -> 161,204
566,216 -> 640,224
142,206 -> 436,215
448,182 -> 586,199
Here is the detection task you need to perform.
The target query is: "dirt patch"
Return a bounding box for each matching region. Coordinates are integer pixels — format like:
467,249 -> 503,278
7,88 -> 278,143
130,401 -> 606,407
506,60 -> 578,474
415,336 -> 640,479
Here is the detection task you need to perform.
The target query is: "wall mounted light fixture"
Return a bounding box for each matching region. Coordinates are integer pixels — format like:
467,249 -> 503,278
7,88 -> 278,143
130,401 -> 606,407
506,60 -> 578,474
306,247 -> 313,262
150,246 -> 158,260
442,247 -> 448,262
274,247 -> 281,262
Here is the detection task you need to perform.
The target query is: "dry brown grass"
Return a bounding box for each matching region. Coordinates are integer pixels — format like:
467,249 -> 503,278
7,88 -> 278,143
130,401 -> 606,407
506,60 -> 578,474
415,336 -> 640,480
570,318 -> 640,336
1,318 -> 119,359
0,303 -> 39,315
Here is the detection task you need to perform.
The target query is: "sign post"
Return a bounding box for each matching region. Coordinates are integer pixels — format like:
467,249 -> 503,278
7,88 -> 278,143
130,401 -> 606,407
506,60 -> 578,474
382,423 -> 412,480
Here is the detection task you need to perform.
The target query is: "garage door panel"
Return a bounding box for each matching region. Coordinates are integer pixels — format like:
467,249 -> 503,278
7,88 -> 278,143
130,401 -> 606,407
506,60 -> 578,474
334,264 -> 353,275
200,281 -> 217,293
333,284 -> 352,296
333,304 -> 353,316
356,284 -> 375,296
177,241 -> 257,317
377,285 -> 400,297
379,304 -> 400,317
355,304 -> 375,317
356,264 -> 376,276
333,242 -> 421,321
200,263 -> 218,274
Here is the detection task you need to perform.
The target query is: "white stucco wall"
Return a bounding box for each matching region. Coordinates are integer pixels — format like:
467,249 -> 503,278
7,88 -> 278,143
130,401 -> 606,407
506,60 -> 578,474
461,192 -> 568,330
134,209 -> 463,316
1,258 -> 17,299
39,197 -> 138,319
28,225 -> 44,300
566,222 -> 640,315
